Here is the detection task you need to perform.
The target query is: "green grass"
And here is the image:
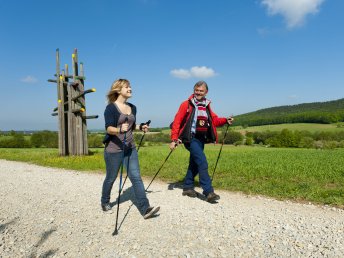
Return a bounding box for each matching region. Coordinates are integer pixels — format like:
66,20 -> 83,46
1,146 -> 344,207
233,123 -> 344,133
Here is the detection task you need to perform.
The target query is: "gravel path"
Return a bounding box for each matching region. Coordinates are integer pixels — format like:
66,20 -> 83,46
1,159 -> 344,257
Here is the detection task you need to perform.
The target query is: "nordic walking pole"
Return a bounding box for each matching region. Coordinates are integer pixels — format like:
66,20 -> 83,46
145,148 -> 174,192
113,117 -> 128,236
211,116 -> 233,181
119,120 -> 151,195
137,120 -> 151,152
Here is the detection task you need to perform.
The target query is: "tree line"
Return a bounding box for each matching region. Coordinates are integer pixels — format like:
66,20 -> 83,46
2,129 -> 344,150
234,98 -> 344,126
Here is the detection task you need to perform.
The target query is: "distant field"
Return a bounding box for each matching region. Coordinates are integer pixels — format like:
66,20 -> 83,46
162,123 -> 344,135
233,123 -> 344,134
0,135 -> 31,140
1,146 -> 343,207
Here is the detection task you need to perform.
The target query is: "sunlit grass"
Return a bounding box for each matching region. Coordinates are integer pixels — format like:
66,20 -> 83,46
232,123 -> 344,133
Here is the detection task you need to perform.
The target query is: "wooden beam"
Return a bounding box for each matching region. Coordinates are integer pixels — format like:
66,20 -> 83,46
52,89 -> 94,112
51,108 -> 85,116
82,115 -> 98,119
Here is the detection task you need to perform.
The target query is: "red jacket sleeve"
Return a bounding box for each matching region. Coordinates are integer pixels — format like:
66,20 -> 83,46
171,101 -> 189,141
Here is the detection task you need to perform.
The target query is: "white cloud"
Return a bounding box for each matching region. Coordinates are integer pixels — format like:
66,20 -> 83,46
21,75 -> 38,84
261,0 -> 325,29
170,69 -> 192,79
170,66 -> 217,79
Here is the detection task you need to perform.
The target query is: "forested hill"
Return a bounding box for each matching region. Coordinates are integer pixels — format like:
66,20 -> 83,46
234,98 -> 344,126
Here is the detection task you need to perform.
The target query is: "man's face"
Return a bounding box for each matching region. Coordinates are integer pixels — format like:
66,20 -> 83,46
194,85 -> 208,101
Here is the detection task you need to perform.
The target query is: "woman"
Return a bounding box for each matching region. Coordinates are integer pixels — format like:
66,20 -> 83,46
101,78 -> 160,219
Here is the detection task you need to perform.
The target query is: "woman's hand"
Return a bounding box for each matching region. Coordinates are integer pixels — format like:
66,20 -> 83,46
120,122 -> 129,133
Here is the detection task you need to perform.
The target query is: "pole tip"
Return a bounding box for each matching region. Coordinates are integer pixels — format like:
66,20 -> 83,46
92,88 -> 96,92
112,230 -> 118,236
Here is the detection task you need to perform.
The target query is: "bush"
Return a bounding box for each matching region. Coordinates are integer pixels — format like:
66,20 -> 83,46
338,140 -> 344,148
245,136 -> 254,146
88,134 -> 104,148
0,133 -> 31,148
223,130 -> 243,144
30,131 -> 58,148
323,141 -> 337,150
314,141 -> 324,149
299,137 -> 314,148
234,140 -> 243,146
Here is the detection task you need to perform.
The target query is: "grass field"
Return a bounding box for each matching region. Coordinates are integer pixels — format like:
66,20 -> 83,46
162,123 -> 344,135
1,145 -> 343,207
232,123 -> 344,134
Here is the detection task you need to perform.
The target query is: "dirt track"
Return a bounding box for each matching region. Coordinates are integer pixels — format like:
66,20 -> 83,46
1,159 -> 344,257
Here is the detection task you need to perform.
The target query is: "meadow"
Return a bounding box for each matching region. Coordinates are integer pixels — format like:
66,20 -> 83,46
233,123 -> 344,134
1,145 -> 343,207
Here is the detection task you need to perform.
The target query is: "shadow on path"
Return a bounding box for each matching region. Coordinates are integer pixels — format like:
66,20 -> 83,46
0,217 -> 18,233
28,228 -> 58,258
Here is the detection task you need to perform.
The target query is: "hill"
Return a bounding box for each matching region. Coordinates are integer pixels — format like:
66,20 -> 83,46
234,98 -> 344,126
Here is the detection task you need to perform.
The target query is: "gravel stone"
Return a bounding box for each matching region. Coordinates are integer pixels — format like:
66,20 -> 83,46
1,159 -> 344,257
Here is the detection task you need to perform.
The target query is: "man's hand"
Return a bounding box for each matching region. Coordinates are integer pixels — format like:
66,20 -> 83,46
227,116 -> 234,125
169,139 -> 182,150
139,120 -> 151,133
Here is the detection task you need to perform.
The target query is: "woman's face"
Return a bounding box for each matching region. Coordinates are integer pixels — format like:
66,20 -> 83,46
120,83 -> 132,99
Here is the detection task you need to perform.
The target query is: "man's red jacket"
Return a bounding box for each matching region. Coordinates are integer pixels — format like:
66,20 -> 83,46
170,94 -> 227,143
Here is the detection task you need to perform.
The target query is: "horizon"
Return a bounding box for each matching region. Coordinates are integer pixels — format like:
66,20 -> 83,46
1,0 -> 343,131
2,96 -> 343,132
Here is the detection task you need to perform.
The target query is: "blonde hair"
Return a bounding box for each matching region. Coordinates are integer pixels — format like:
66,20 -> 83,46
107,78 -> 130,103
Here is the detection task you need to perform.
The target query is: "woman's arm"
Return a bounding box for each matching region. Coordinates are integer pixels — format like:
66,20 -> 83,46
106,126 -> 121,135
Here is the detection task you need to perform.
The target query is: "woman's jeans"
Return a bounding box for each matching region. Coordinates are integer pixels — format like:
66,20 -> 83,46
101,148 -> 150,215
184,137 -> 214,196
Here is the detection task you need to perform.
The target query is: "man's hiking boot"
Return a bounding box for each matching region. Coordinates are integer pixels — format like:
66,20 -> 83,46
206,192 -> 220,203
101,203 -> 112,212
144,206 -> 160,219
182,189 -> 198,198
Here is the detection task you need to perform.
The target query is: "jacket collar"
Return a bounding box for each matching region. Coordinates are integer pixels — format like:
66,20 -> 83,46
188,94 -> 211,106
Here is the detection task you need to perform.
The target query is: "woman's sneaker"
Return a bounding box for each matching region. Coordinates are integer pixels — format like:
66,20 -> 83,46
143,206 -> 160,219
101,203 -> 112,212
206,192 -> 220,203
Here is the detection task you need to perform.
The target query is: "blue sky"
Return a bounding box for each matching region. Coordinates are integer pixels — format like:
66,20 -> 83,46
0,0 -> 343,130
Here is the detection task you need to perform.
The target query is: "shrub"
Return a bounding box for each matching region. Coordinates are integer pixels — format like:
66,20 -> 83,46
299,137 -> 314,149
323,141 -> 337,150
224,130 -> 243,144
30,131 -> 57,148
88,134 -> 104,148
314,141 -> 324,149
0,133 -> 31,148
245,136 -> 254,146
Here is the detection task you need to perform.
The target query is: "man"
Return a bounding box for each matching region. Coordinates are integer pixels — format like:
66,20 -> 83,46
169,81 -> 233,203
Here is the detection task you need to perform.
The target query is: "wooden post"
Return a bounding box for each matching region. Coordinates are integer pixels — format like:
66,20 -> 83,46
72,49 -> 83,155
59,71 -> 66,155
64,64 -> 70,155
79,62 -> 89,155
56,49 -> 64,156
